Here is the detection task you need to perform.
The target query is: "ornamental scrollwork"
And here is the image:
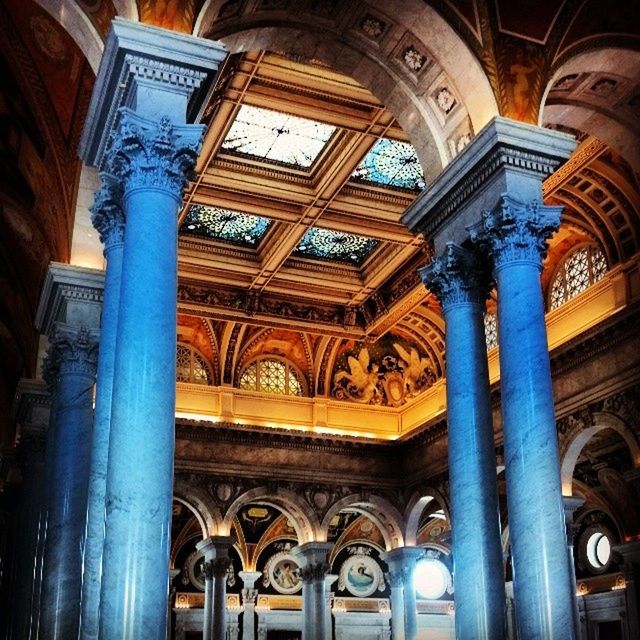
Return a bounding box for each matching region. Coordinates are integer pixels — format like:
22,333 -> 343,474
42,325 -> 99,388
104,107 -> 204,198
91,172 -> 125,250
468,194 -> 563,270
419,243 -> 491,310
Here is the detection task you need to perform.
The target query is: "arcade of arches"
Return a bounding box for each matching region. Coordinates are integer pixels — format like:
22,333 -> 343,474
1,2 -> 639,640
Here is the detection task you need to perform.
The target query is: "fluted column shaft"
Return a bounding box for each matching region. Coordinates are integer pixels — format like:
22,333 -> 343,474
40,326 -> 98,640
470,195 -> 576,640
98,110 -> 204,639
420,244 -> 505,640
80,174 -> 125,640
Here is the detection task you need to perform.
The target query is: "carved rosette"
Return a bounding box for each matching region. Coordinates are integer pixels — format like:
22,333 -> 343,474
299,561 -> 330,584
42,325 -> 99,387
91,172 -> 125,251
419,243 -> 491,311
104,107 -> 204,200
468,194 -> 563,272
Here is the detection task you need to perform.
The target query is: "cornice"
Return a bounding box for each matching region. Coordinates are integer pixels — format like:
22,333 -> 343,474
175,420 -> 394,454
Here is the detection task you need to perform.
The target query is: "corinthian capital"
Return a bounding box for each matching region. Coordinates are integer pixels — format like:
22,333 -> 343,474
468,194 -> 563,272
300,561 -> 330,583
104,108 -> 204,199
91,172 -> 125,250
419,243 -> 490,311
42,324 -> 99,387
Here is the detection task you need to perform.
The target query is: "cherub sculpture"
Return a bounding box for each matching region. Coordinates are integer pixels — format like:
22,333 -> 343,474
334,348 -> 379,404
393,343 -> 432,395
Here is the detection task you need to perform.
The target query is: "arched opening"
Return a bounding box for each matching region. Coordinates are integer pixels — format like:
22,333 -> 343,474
404,488 -> 450,547
320,494 -> 405,550
540,48 -> 640,173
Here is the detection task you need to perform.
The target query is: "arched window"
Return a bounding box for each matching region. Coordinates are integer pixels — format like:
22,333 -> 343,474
238,357 -> 306,396
176,343 -> 214,385
549,244 -> 607,310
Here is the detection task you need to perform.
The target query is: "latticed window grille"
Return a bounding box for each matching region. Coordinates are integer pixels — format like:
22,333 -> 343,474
484,312 -> 498,350
176,343 -> 213,385
549,245 -> 607,310
238,357 -> 305,396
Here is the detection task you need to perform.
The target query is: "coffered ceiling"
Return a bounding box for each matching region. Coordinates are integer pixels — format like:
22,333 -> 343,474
177,50 -> 432,339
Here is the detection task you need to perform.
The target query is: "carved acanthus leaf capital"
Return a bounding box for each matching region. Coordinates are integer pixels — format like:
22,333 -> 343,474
419,243 -> 490,310
42,325 -> 99,387
468,194 -> 563,271
104,108 -> 204,199
91,172 -> 125,250
300,561 -> 330,583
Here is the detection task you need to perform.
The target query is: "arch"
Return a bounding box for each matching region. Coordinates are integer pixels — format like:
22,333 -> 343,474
222,486 -> 320,543
404,486 -> 451,547
560,411 -> 640,495
195,0 -> 498,180
319,493 -> 405,551
540,47 -> 640,172
173,477 -> 223,538
35,0 -> 104,73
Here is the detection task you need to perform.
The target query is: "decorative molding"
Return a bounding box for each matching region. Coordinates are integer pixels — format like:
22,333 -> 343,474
468,195 -> 563,270
91,172 -> 125,249
419,243 -> 490,309
105,109 -> 204,198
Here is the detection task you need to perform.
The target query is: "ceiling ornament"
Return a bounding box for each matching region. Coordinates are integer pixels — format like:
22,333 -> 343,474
180,204 -> 270,246
294,227 -> 378,265
220,104 -> 335,168
352,138 -> 425,191
332,343 -> 435,407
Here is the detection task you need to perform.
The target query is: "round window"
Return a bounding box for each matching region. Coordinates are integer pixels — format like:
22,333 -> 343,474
414,558 -> 451,600
586,531 -> 611,569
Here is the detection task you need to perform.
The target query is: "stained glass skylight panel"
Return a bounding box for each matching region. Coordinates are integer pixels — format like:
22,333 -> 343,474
220,104 -> 336,168
352,138 -> 425,190
294,227 -> 378,265
180,205 -> 270,246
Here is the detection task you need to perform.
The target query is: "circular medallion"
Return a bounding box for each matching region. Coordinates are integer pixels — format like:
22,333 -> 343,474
339,554 -> 382,598
185,550 -> 206,591
265,552 -> 302,594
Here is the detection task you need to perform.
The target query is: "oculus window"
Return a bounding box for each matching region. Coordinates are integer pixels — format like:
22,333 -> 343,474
239,357 -> 306,396
549,244 -> 607,309
352,138 -> 425,191
414,557 -> 452,600
220,104 -> 336,168
294,227 -> 378,265
180,205 -> 270,247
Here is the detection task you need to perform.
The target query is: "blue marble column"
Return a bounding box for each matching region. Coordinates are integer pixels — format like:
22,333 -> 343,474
98,109 -> 204,639
197,536 -> 233,640
80,173 -> 125,640
292,543 -> 333,640
10,381 -> 49,640
469,195 -> 576,640
39,325 -> 98,640
386,571 -> 406,640
381,547 -> 424,640
420,243 -> 505,640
